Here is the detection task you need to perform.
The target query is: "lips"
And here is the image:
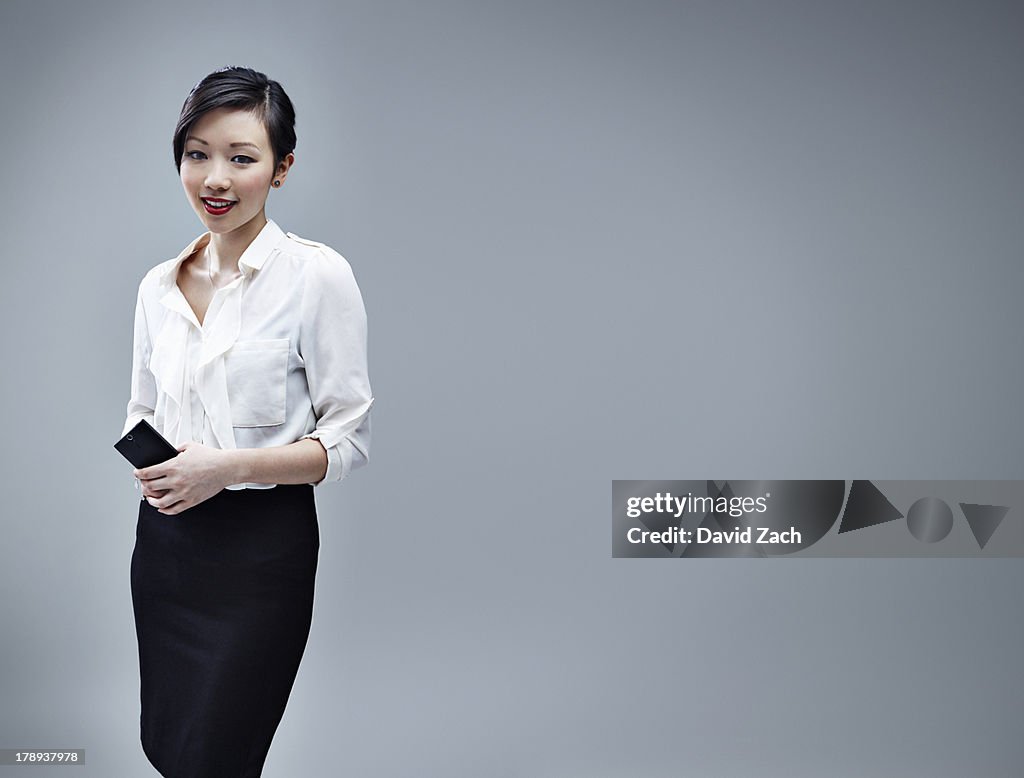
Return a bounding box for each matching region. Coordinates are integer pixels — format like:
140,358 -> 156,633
201,197 -> 237,215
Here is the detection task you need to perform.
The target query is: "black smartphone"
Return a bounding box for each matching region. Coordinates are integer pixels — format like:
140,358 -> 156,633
114,419 -> 179,469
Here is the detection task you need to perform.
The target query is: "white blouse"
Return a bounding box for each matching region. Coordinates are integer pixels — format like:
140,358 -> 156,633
122,219 -> 374,490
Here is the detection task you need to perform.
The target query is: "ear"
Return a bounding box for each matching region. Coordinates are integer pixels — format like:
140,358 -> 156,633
273,152 -> 295,188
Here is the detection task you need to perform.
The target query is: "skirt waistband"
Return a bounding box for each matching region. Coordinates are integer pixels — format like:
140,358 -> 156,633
140,483 -> 315,521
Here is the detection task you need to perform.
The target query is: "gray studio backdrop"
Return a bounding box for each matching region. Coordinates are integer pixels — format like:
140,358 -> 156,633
2,1 -> 1023,776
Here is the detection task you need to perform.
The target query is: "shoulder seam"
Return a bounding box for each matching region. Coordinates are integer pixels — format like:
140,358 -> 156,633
285,231 -> 325,248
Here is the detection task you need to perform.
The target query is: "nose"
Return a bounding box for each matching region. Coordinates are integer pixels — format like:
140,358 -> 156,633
204,160 -> 231,191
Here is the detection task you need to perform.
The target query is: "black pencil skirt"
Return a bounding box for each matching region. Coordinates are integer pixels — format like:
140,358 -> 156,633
130,483 -> 319,778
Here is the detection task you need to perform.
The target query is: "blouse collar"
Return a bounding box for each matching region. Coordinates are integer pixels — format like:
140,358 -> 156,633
155,218 -> 286,289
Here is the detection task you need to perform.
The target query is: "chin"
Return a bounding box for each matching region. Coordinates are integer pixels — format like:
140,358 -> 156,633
194,209 -> 236,232
205,219 -> 238,234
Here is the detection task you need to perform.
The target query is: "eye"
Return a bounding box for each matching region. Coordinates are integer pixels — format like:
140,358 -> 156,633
184,150 -> 206,161
232,155 -> 255,164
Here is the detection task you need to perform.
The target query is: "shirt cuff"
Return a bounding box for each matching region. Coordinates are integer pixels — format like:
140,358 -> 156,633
301,433 -> 350,486
299,403 -> 371,486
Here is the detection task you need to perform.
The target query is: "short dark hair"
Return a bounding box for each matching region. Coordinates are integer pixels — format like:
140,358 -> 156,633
172,66 -> 296,174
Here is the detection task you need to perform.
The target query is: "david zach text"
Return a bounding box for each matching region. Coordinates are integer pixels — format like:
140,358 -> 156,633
627,527 -> 802,545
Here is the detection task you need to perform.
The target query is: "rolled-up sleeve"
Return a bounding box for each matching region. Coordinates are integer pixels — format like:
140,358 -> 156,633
298,247 -> 374,485
123,281 -> 157,437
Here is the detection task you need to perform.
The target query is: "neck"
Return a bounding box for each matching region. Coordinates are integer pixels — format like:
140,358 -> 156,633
204,212 -> 268,275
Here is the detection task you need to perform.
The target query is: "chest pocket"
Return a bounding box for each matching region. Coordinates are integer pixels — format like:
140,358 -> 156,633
225,338 -> 289,427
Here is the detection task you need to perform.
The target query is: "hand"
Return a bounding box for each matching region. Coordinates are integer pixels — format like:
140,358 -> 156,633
134,442 -> 235,515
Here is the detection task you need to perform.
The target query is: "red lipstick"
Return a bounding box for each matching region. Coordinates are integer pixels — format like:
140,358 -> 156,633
202,197 -> 237,216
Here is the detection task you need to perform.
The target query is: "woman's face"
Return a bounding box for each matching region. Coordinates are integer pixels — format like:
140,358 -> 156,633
179,107 -> 286,236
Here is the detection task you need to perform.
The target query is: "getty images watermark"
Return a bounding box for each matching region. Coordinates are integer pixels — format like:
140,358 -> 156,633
612,481 -> 1024,557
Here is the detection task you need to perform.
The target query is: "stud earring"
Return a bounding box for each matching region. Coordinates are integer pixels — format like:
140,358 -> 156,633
273,180 -> 281,188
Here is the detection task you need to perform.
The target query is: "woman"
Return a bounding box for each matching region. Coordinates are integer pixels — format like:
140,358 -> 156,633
122,66 -> 373,777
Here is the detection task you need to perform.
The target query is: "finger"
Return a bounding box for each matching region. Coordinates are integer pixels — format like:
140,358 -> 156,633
149,492 -> 175,510
159,500 -> 188,515
141,475 -> 172,490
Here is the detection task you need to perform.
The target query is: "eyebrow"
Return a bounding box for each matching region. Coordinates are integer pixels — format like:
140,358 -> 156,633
185,135 -> 262,151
